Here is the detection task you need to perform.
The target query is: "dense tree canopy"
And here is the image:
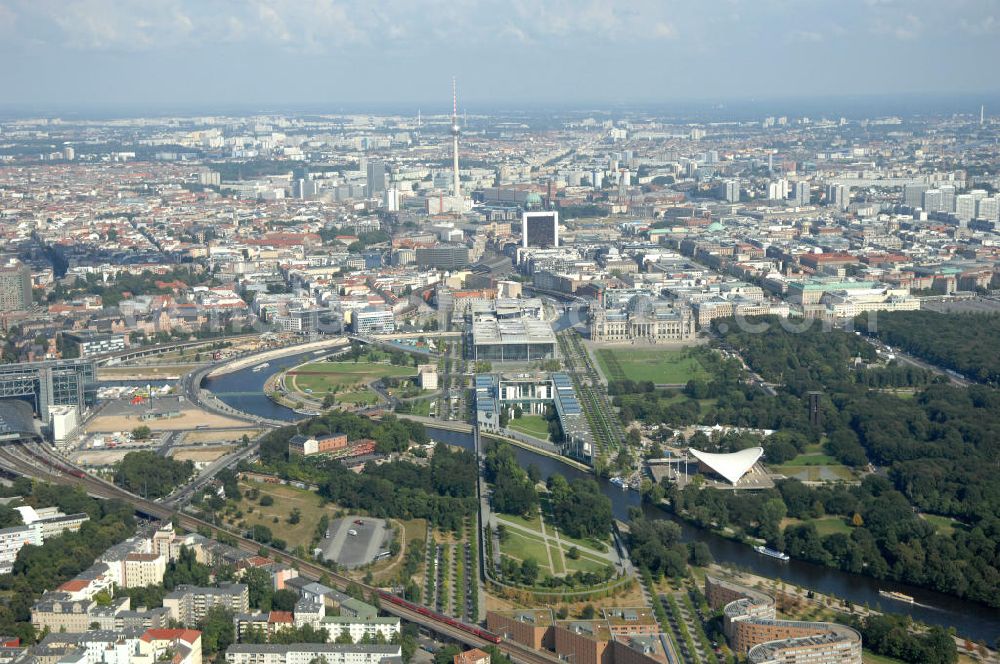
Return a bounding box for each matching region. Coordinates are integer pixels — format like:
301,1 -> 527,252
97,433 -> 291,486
848,613 -> 957,664
483,440 -> 538,517
0,483 -> 136,644
858,310 -> 1000,384
114,451 -> 193,499
547,475 -> 612,540
672,318 -> 1000,607
259,410 -> 428,464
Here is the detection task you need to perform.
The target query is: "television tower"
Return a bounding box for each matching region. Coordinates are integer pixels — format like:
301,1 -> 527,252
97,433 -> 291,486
451,77 -> 461,204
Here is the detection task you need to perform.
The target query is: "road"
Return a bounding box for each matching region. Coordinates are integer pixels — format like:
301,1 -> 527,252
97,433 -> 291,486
0,443 -> 562,664
855,329 -> 970,387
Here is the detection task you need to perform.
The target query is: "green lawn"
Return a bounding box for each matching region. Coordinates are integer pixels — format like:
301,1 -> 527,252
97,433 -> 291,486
564,553 -> 611,574
595,348 -> 708,384
401,398 -> 434,417
781,452 -> 839,466
289,361 -> 415,394
498,510 -> 544,534
234,481 -> 328,550
774,464 -> 856,482
336,390 -> 379,405
508,415 -> 551,440
501,530 -> 552,573
921,513 -> 961,535
782,517 -> 853,537
863,651 -> 908,664
812,517 -> 852,536
497,500 -> 613,579
772,445 -> 858,482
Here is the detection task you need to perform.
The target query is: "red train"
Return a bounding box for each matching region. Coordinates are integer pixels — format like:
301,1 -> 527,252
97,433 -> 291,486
377,591 -> 501,644
21,445 -> 86,478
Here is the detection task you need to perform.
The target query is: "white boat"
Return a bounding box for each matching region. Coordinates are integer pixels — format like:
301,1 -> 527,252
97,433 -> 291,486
879,590 -> 914,604
252,362 -> 270,372
754,545 -> 790,561
610,476 -> 627,490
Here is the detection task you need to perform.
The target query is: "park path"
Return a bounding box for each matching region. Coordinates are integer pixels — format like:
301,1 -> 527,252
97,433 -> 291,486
494,515 -> 616,562
535,510 -> 558,573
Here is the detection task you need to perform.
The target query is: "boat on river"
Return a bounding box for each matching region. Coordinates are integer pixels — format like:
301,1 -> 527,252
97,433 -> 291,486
754,545 -> 790,561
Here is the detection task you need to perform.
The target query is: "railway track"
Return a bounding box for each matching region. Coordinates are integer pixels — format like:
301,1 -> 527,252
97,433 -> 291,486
0,444 -> 561,664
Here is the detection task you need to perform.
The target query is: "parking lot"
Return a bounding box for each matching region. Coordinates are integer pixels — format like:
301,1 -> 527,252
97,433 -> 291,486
321,516 -> 392,568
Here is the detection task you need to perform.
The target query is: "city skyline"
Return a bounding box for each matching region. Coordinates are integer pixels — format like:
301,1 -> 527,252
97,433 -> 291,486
2,0 -> 1000,108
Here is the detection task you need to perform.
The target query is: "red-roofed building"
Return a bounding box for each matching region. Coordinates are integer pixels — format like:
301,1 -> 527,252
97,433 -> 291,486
141,628 -> 202,664
234,611 -> 296,641
454,648 -> 491,664
56,579 -> 93,601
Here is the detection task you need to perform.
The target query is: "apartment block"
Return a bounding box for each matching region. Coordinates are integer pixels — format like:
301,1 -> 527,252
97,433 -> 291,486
163,584 -> 249,626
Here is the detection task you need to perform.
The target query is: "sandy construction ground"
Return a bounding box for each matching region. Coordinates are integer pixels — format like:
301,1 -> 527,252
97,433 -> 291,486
74,450 -> 131,466
171,446 -> 233,462
85,408 -> 247,433
182,429 -> 260,444
98,364 -> 202,380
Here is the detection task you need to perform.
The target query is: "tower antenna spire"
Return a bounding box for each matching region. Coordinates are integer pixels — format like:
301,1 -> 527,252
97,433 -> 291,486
450,77 -> 461,212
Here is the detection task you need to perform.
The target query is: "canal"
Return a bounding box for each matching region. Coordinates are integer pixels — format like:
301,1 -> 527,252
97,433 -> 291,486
204,360 -> 1000,643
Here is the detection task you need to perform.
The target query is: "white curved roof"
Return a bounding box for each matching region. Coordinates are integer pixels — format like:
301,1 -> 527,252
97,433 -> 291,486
689,447 -> 764,485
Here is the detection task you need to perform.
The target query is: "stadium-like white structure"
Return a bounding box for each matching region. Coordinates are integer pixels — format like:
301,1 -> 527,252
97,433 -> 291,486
689,447 -> 764,485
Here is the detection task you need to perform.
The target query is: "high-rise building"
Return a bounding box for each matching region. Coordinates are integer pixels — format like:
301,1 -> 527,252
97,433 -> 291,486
365,160 -> 386,198
922,189 -> 943,213
522,211 -> 560,249
0,260 -> 32,312
977,196 -> 999,222
903,183 -> 928,208
794,181 -> 810,206
721,180 -> 740,203
767,179 -> 788,201
826,184 -> 849,210
199,171 -> 221,187
62,146 -> 75,161
415,244 -> 470,269
940,184 -> 956,213
383,188 -> 399,212
955,194 -> 977,223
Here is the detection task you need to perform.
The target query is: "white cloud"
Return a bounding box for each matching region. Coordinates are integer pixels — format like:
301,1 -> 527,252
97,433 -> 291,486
787,29 -> 824,43
653,21 -> 677,39
960,14 -> 999,35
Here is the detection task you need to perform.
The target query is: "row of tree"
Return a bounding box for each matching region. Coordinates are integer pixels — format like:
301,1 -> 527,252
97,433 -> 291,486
858,310 -> 1000,384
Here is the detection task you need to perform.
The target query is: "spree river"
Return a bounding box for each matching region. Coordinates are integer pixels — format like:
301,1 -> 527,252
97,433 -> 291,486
204,359 -> 1000,643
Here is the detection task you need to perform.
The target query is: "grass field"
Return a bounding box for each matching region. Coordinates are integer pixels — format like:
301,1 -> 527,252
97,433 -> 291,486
781,452 -> 839,466
500,510 -> 544,534
401,398 -> 434,417
920,513 -> 961,535
501,530 -> 554,575
291,360 -> 415,390
508,415 -> 551,440
595,348 -> 708,384
336,390 -> 379,405
234,481 -> 327,550
773,444 -> 857,482
564,552 -> 611,574
782,516 -> 853,537
862,652 -> 907,664
774,464 -> 856,482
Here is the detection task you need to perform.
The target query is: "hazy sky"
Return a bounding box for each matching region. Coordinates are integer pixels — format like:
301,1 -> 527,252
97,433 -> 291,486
2,0 -> 1000,111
